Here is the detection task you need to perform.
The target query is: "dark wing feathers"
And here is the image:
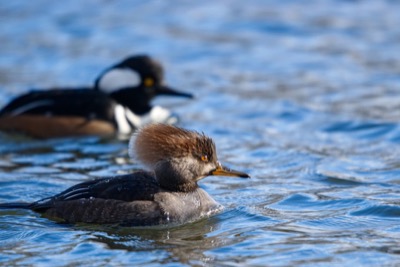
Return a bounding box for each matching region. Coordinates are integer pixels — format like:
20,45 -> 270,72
30,172 -> 160,212
44,198 -> 165,225
0,89 -> 116,121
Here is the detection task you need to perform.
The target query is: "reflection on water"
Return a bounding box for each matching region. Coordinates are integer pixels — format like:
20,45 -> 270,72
1,0 -> 400,266
86,217 -> 223,264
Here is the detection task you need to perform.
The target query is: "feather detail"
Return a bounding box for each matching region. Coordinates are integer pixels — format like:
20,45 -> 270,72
129,124 -> 217,168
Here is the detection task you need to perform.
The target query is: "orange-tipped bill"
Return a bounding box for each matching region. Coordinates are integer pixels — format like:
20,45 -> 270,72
210,164 -> 250,178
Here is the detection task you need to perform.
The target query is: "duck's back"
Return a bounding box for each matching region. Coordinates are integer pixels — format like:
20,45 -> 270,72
0,89 -> 117,118
32,171 -> 166,226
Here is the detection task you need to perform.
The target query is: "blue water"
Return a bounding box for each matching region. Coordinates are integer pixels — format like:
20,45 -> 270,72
1,0 -> 400,266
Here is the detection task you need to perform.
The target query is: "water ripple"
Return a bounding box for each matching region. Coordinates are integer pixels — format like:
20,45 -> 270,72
1,0 -> 400,266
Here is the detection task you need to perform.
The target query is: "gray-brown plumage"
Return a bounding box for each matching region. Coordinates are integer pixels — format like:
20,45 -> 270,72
0,124 -> 249,226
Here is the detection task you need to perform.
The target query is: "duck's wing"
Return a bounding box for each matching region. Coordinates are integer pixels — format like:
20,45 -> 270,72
44,198 -> 165,226
43,198 -> 168,226
0,89 -> 116,121
31,172 -> 160,212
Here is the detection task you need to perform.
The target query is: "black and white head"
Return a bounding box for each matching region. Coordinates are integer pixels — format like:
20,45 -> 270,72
95,55 -> 193,115
129,124 -> 249,192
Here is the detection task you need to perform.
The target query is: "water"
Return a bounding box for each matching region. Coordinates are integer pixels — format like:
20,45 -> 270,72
1,0 -> 400,266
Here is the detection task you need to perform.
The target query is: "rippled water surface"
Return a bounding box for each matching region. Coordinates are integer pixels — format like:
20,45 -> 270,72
1,0 -> 400,266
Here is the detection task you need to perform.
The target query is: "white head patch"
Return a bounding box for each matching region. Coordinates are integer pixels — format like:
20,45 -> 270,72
98,68 -> 141,93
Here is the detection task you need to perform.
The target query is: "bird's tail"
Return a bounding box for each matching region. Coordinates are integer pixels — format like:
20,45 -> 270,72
0,202 -> 32,209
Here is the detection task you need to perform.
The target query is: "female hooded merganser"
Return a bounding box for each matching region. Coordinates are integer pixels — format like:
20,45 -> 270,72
0,55 -> 193,138
0,124 -> 249,226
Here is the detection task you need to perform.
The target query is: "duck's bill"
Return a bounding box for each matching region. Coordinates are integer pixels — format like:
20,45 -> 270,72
156,85 -> 193,98
211,165 -> 250,178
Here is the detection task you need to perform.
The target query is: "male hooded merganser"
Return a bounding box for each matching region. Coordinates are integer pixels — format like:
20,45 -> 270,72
0,124 -> 249,226
0,55 -> 193,138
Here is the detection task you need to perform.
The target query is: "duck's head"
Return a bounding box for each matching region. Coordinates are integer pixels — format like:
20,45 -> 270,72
129,124 -> 249,192
95,55 -> 193,115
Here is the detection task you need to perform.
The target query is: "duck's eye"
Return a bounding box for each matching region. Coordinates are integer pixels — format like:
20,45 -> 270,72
144,78 -> 154,87
201,155 -> 208,162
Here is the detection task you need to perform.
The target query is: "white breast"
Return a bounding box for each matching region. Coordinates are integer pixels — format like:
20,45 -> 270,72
113,104 -> 132,135
114,105 -> 178,134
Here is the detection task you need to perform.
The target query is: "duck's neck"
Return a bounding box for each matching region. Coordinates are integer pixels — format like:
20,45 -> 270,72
169,182 -> 198,193
110,89 -> 152,115
154,160 -> 199,193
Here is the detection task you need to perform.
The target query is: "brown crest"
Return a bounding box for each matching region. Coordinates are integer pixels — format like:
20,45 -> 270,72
129,124 -> 216,167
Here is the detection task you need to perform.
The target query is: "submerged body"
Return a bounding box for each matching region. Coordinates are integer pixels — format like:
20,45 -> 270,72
0,124 -> 249,226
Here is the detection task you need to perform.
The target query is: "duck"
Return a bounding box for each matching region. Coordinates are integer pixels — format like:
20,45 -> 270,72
0,124 -> 249,226
0,55 -> 193,138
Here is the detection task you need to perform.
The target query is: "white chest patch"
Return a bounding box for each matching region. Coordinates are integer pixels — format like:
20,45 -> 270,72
147,106 -> 176,124
98,68 -> 141,93
113,104 -> 132,135
114,105 -> 178,135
